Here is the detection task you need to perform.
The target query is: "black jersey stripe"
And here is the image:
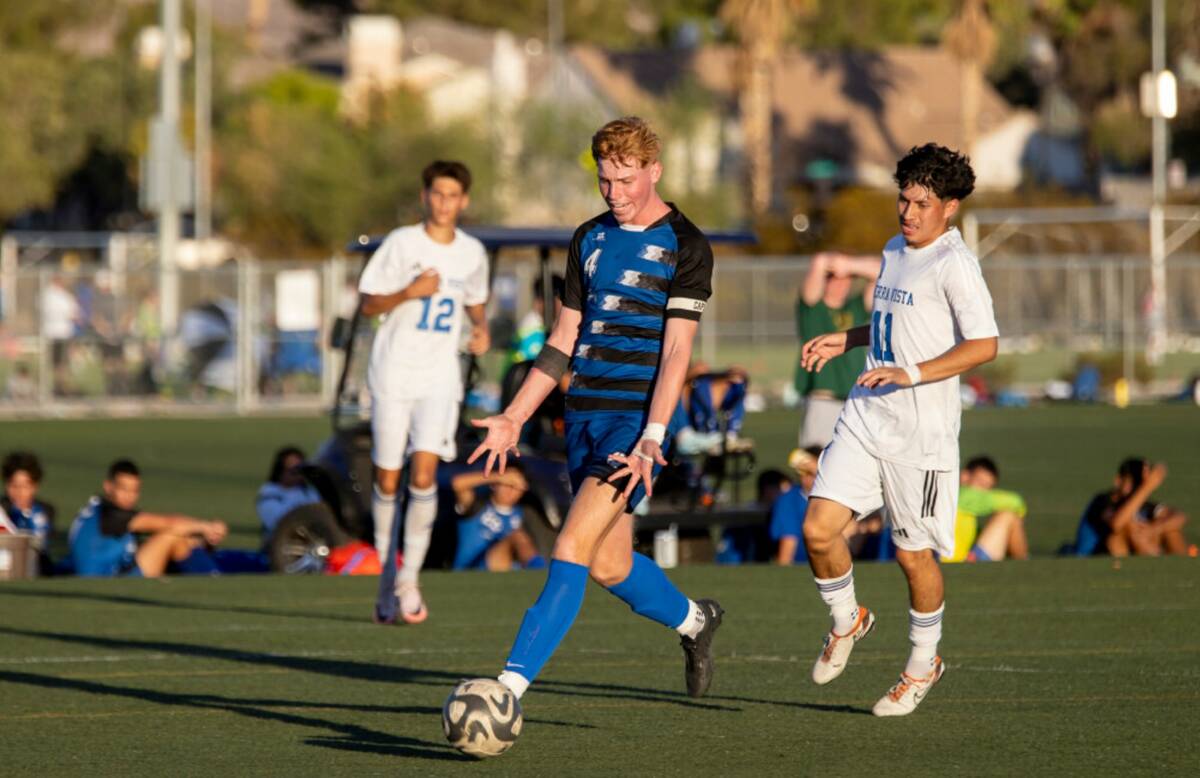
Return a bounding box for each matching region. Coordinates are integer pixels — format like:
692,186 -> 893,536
565,394 -> 648,413
617,270 -> 671,293
575,344 -> 660,367
597,294 -> 661,317
571,374 -> 653,394
588,320 -> 662,340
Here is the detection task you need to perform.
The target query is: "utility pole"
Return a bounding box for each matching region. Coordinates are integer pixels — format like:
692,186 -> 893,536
1147,0 -> 1168,363
195,0 -> 212,241
157,0 -> 182,334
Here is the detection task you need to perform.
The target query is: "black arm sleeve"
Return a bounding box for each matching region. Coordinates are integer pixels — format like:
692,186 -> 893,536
665,222 -> 714,321
561,223 -> 588,311
99,500 -> 138,537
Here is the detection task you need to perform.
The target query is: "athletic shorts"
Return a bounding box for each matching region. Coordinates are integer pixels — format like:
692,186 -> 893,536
371,394 -> 460,469
564,412 -> 675,512
810,428 -> 958,557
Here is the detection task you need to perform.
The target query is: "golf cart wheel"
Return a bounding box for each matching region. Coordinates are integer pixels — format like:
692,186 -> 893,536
269,504 -> 350,574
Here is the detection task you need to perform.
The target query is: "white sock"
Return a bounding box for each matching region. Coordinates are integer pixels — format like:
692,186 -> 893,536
675,599 -> 707,639
814,568 -> 859,635
372,486 -> 398,605
905,604 -> 944,678
498,670 -> 530,700
398,483 -> 439,586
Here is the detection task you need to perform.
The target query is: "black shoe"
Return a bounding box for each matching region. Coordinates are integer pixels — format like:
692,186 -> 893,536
680,598 -> 724,698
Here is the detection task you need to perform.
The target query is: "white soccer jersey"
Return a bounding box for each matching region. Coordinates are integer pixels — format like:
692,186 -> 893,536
837,227 -> 998,471
359,224 -> 489,401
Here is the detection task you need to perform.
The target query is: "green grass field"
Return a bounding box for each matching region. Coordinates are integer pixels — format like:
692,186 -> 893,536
1,560 -> 1198,775
5,404 -> 1199,557
0,406 -> 1197,774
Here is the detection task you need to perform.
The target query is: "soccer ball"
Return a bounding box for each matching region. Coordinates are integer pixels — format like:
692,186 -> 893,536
442,678 -> 523,758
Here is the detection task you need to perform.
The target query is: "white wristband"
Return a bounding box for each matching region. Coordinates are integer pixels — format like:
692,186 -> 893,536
641,422 -> 667,445
902,364 -> 922,386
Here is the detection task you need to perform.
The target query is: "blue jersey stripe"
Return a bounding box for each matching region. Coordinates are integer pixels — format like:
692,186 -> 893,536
572,356 -> 657,381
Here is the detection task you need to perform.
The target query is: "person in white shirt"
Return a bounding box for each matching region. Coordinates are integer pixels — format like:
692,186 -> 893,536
358,160 -> 490,624
798,144 -> 999,717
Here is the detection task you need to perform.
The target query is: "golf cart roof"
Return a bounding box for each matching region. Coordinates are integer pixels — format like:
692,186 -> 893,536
347,225 -> 756,253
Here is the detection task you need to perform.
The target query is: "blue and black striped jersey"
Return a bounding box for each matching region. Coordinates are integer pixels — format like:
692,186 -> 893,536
562,205 -> 713,416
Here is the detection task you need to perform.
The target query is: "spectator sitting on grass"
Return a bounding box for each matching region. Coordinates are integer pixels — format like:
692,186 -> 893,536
451,465 -> 545,572
68,459 -> 228,577
256,446 -> 323,541
1074,458 -> 1190,557
943,456 -> 1030,563
1,451 -> 57,575
771,448 -> 886,564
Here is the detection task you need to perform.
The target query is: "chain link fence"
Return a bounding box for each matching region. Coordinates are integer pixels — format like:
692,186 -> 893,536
3,245 -> 1200,415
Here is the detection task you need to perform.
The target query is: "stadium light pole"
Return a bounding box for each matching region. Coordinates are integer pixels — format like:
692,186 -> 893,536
156,0 -> 182,335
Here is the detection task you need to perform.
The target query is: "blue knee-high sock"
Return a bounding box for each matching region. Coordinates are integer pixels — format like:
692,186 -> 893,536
503,560 -> 589,682
606,552 -> 689,629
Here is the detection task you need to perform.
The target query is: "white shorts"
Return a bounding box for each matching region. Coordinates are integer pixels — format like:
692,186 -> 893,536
371,394 -> 460,469
810,428 -> 958,557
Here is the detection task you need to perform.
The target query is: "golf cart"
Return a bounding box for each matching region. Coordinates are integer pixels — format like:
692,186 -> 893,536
267,225 -> 765,573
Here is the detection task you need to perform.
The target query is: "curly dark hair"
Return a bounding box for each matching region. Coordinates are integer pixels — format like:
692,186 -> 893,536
894,143 -> 975,201
2,451 -> 43,483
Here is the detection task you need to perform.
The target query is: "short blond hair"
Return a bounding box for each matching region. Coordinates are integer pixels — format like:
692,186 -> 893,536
591,116 -> 661,167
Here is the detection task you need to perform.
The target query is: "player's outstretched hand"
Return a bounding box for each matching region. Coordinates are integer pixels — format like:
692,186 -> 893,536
408,268 -> 441,299
606,438 -> 668,501
856,366 -> 912,389
801,331 -> 848,373
468,413 -> 522,475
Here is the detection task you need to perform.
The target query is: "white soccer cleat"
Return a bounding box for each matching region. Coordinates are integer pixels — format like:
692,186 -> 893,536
398,583 -> 428,624
872,656 -> 945,717
811,606 -> 875,685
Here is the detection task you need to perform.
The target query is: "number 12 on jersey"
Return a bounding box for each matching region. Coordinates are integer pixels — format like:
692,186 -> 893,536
417,297 -> 455,332
872,311 -> 895,362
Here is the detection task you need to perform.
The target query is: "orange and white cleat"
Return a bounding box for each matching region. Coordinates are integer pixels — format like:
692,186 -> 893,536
811,606 -> 875,685
872,656 -> 945,717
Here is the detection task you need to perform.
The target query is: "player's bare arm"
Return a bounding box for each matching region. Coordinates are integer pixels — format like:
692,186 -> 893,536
360,268 -> 440,316
857,335 -> 997,389
606,317 -> 699,500
465,303 -> 490,355
801,324 -> 871,373
128,513 -> 228,545
469,306 -> 583,475
1109,462 -> 1167,533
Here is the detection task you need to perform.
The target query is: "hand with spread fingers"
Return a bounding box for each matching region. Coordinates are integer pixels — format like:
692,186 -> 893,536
606,437 -> 668,501
467,414 -> 522,476
857,366 -> 913,389
801,331 -> 849,374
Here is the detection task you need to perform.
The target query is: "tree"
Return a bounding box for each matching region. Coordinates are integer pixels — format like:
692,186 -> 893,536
942,0 -> 997,153
720,0 -> 813,216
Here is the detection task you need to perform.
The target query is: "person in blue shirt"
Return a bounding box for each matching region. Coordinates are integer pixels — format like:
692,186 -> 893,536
69,459 -> 229,577
466,116 -> 724,708
256,446 -> 324,541
450,465 -> 544,571
1,451 -> 57,575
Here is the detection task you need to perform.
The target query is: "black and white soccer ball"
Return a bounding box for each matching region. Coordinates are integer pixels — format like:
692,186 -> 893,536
442,678 -> 523,758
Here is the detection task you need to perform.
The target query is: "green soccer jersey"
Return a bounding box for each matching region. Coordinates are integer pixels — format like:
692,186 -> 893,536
958,487 -> 1027,520
793,296 -> 869,399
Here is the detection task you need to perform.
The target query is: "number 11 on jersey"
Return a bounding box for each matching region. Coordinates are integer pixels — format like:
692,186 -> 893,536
872,311 -> 895,362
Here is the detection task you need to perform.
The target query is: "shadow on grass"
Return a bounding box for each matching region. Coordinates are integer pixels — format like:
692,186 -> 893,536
0,625 -> 740,713
0,669 -> 470,762
0,587 -> 366,625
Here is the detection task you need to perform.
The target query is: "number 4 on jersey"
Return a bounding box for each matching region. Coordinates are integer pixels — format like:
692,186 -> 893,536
417,297 -> 455,332
872,311 -> 895,362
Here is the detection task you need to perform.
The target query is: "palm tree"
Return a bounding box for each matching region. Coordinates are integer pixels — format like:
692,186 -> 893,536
720,0 -> 812,217
943,0 -> 997,154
